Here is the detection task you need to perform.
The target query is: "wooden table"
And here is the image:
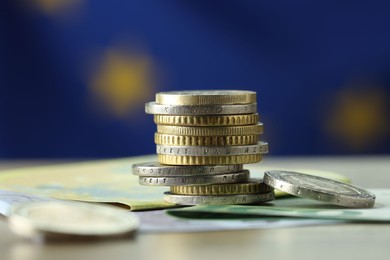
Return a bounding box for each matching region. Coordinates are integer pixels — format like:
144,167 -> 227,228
1,156 -> 389,260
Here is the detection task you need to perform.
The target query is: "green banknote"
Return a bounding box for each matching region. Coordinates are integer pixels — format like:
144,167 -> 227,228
168,189 -> 390,222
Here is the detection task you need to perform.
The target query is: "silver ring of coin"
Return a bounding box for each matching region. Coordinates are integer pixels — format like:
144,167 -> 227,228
156,142 -> 268,156
145,102 -> 257,115
264,170 -> 376,208
164,191 -> 275,205
139,170 -> 250,186
132,162 -> 243,176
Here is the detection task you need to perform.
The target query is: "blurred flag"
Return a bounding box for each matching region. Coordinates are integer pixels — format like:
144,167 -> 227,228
0,0 -> 389,157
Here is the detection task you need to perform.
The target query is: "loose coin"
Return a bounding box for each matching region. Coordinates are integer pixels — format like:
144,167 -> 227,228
157,123 -> 263,136
155,133 -> 259,146
132,162 -> 243,176
164,191 -> 275,205
145,102 -> 257,115
263,170 -> 376,208
154,114 -> 259,126
139,170 -> 250,186
158,154 -> 263,165
156,90 -> 257,105
170,178 -> 273,195
8,201 -> 139,239
156,142 -> 269,156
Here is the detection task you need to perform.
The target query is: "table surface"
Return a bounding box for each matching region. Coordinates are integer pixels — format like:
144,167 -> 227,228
0,156 -> 389,260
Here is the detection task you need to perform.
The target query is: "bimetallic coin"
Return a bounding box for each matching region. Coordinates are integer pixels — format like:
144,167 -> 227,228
170,178 -> 273,195
8,201 -> 139,239
156,142 -> 268,156
154,114 -> 259,126
158,154 -> 263,165
145,102 -> 257,115
155,90 -> 257,105
157,123 -> 263,136
155,133 -> 259,146
132,162 -> 243,176
139,170 -> 250,186
164,191 -> 275,205
263,170 -> 376,208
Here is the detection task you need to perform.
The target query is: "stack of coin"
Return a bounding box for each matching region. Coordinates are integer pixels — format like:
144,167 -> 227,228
132,90 -> 274,205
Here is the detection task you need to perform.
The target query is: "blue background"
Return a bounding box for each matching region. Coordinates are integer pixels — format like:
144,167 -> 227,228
1,0 -> 389,158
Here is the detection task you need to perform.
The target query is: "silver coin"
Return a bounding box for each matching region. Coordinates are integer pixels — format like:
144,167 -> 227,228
145,102 -> 257,115
8,201 -> 139,239
156,142 -> 268,156
164,191 -> 275,205
263,170 -> 376,208
139,170 -> 250,186
132,162 -> 243,176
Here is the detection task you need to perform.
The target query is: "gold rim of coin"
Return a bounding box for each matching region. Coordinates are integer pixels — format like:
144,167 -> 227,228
155,133 -> 259,146
156,90 -> 257,105
164,191 -> 275,205
8,201 -> 139,239
153,114 -> 259,126
158,154 -> 263,165
157,123 -> 263,136
170,178 -> 273,195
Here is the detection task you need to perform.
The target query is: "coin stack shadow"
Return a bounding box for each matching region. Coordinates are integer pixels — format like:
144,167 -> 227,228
132,90 -> 275,205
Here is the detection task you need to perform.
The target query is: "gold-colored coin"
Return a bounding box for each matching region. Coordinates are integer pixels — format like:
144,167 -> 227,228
154,114 -> 259,126
170,178 -> 273,195
158,154 -> 262,165
157,123 -> 263,136
156,90 -> 256,105
155,133 -> 259,146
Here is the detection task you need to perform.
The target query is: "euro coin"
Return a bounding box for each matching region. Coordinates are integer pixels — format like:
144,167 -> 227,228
8,201 -> 139,239
154,114 -> 259,126
155,133 -> 259,146
157,123 -> 263,136
263,170 -> 376,208
139,170 -> 250,186
155,90 -> 257,105
156,142 -> 268,156
170,178 -> 273,195
132,162 -> 243,176
158,154 -> 263,165
145,102 -> 257,115
164,191 -> 274,205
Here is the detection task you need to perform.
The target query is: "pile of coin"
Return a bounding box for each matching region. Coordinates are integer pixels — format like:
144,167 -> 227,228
132,90 -> 275,205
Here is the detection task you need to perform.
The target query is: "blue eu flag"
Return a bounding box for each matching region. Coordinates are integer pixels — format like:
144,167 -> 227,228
0,0 -> 389,157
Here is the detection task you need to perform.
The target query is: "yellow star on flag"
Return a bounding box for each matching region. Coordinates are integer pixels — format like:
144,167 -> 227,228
324,86 -> 389,151
89,47 -> 156,118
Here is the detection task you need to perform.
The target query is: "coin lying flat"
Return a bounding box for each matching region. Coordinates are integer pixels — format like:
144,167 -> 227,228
8,201 -> 139,239
145,102 -> 257,115
157,124 -> 263,136
158,154 -> 263,165
263,170 -> 376,208
132,162 -> 243,176
155,90 -> 257,105
155,133 -> 259,146
170,178 -> 273,195
164,191 -> 274,205
154,114 -> 259,126
139,170 -> 250,186
156,142 -> 268,156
